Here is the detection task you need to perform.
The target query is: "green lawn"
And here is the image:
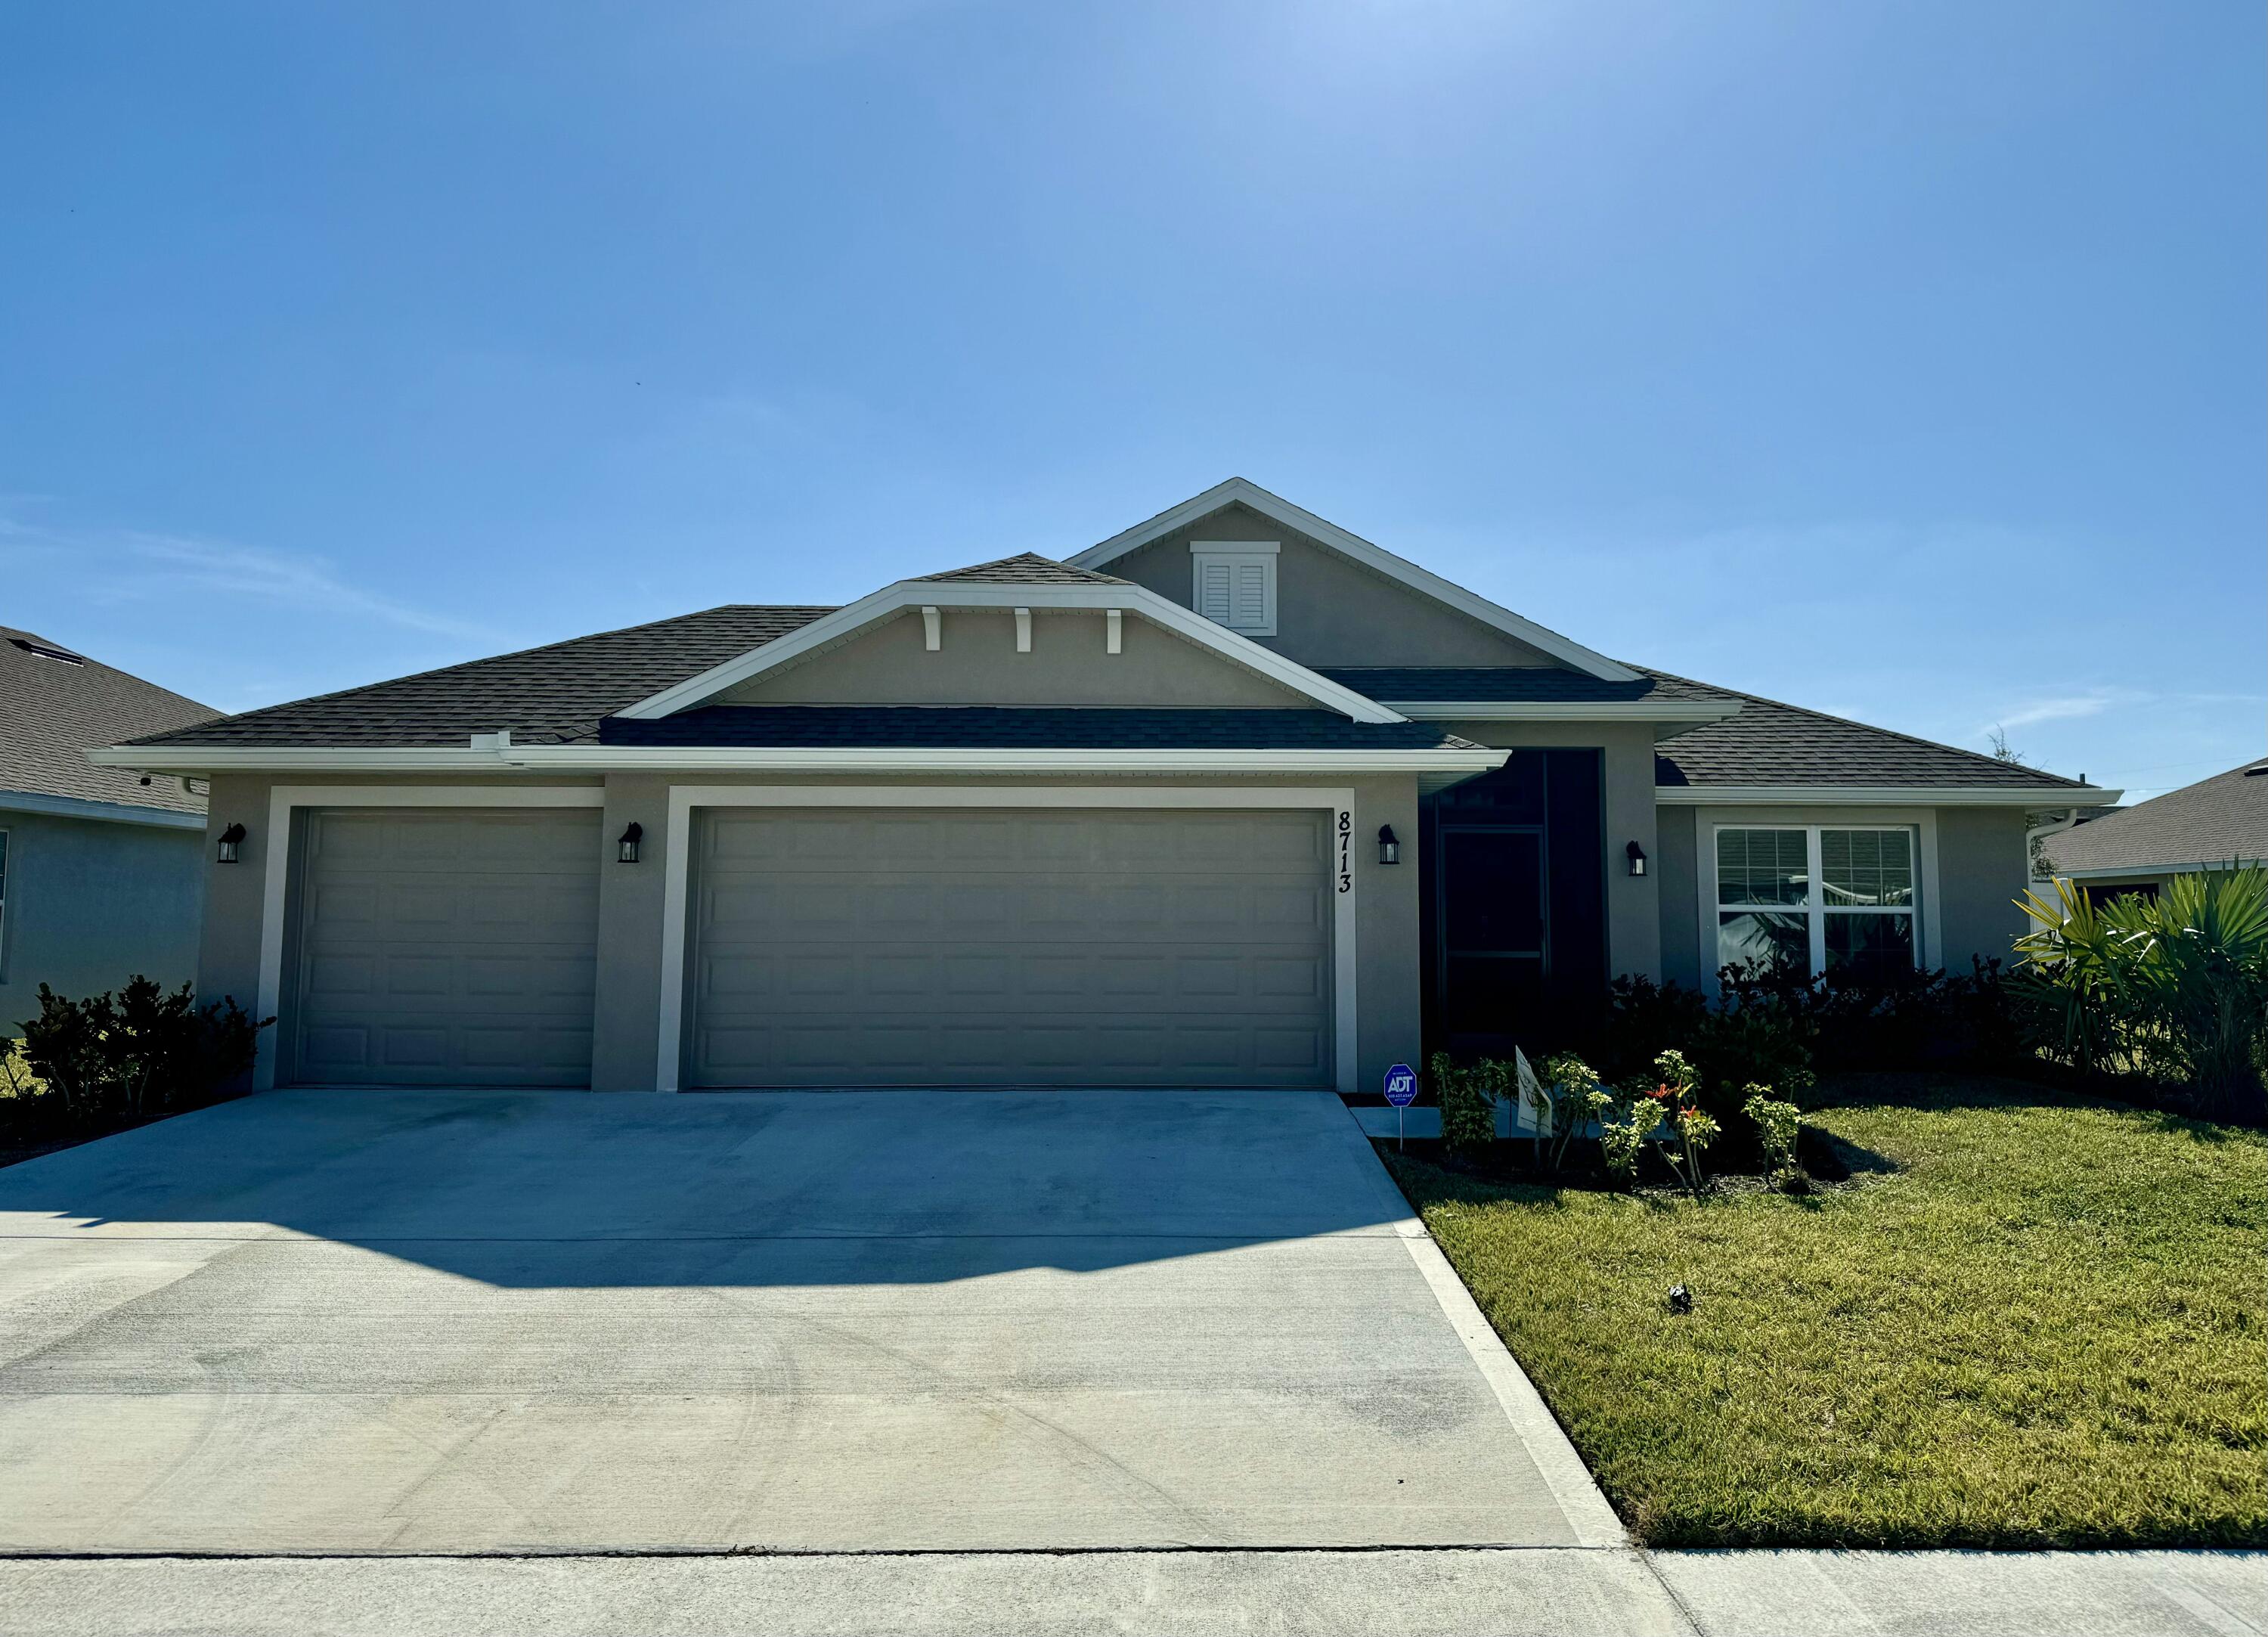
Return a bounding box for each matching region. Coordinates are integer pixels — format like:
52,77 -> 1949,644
1384,1073 -> 2267,1549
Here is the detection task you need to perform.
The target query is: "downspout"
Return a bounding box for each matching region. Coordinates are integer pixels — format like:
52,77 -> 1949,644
2025,807 -> 2083,894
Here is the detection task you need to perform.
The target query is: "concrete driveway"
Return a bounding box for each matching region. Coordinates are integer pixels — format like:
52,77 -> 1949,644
0,1089 -> 1615,1555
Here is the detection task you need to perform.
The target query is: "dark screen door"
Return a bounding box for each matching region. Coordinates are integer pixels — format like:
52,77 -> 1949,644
1438,827 -> 1546,1037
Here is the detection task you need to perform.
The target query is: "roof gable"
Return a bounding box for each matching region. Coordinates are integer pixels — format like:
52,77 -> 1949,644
615,570 -> 1405,724
1068,479 -> 1638,682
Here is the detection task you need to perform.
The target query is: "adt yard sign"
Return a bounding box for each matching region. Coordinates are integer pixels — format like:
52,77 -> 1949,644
1383,1061 -> 1418,1149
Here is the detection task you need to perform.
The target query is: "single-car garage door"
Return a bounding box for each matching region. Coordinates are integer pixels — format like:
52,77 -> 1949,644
290,808 -> 603,1087
686,808 -> 1332,1088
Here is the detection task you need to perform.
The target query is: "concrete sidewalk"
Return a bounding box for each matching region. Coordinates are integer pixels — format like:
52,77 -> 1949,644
0,1546 -> 2258,1636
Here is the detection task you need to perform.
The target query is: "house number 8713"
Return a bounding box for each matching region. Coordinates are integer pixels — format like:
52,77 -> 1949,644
1336,810 -> 1352,894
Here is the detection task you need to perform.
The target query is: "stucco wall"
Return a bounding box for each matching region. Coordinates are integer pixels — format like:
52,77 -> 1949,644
1934,805 -> 2029,972
200,770 -> 1424,1096
0,809 -> 204,1027
1655,805 -> 1704,987
1104,502 -> 1560,668
717,606 -> 1308,709
1428,721 -> 1664,983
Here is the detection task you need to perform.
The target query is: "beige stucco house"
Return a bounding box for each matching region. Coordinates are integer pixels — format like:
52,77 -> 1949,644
94,481 -> 2115,1095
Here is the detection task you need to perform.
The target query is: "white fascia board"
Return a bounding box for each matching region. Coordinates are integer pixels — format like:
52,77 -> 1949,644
0,788 -> 206,829
1388,700 -> 1740,723
508,746 -> 1510,774
1656,784 -> 2124,807
91,746 -> 534,773
1069,478 -> 1641,684
94,743 -> 1508,776
612,578 -> 1408,724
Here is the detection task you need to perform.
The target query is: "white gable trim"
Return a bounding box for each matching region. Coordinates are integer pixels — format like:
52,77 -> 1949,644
612,579 -> 1407,724
1070,478 -> 1641,684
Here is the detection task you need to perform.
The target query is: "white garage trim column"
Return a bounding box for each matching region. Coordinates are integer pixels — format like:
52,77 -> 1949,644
656,786 -> 1362,1094
253,786 -> 606,1090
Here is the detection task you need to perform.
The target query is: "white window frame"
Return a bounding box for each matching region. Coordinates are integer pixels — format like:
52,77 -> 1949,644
1701,810 -> 1941,987
0,825 -> 10,979
1189,540 -> 1278,637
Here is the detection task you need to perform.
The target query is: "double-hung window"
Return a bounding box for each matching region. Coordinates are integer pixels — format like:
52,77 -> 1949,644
1715,825 -> 1919,981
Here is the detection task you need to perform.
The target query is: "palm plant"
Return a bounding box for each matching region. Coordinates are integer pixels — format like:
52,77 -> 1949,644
2014,867 -> 2268,1123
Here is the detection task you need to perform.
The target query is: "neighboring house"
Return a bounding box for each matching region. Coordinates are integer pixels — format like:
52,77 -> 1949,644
2041,759 -> 2268,905
94,480 -> 2115,1094
1,626 -> 219,1026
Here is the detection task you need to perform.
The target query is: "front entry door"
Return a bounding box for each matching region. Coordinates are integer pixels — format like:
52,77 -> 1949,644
1436,826 -> 1546,1040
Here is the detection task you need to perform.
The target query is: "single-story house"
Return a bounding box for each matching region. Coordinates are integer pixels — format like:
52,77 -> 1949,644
2041,758 -> 2268,905
95,480 -> 2116,1094
2,625 -> 219,1024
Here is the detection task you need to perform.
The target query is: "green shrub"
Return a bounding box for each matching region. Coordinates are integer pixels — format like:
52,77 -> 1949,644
1742,1087 -> 1803,1178
1632,1049 -> 1718,1195
16,977 -> 272,1130
1531,1051 -> 1610,1173
2013,868 -> 2268,1124
1430,1051 -> 1504,1159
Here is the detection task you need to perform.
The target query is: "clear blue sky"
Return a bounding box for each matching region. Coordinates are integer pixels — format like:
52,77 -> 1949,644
3,2 -> 2260,799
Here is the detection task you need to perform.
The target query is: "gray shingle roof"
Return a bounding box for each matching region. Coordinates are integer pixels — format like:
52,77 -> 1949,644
1325,664 -> 2087,789
2044,761 -> 2268,875
129,606 -> 837,749
118,595 -> 2091,794
1649,672 -> 2090,791
916,553 -> 1129,585
0,627 -> 218,813
603,706 -> 1483,752
1314,667 -> 1726,704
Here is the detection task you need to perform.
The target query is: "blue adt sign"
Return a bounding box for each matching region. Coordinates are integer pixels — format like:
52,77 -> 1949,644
1383,1063 -> 1419,1107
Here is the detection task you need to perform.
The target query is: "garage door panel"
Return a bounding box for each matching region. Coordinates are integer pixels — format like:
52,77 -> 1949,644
687,809 -> 1331,1089
291,808 -> 601,1088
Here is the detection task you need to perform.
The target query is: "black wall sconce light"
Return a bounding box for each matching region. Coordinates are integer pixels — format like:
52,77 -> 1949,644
617,822 -> 643,864
1626,839 -> 1648,878
1377,824 -> 1401,866
215,823 -> 246,865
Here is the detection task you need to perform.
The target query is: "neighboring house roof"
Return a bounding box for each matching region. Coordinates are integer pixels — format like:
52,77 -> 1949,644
1651,674 -> 2094,796
601,706 -> 1482,752
0,625 -> 218,817
126,606 -> 838,749
917,553 -> 1129,586
1068,477 -> 1642,684
2043,760 -> 2268,878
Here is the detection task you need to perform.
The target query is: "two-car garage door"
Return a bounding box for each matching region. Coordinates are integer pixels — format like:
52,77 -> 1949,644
286,805 -> 1333,1090
683,808 -> 1334,1089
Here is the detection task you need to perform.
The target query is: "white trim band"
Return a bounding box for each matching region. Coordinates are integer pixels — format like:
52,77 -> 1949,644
99,746 -> 1507,776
